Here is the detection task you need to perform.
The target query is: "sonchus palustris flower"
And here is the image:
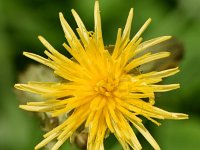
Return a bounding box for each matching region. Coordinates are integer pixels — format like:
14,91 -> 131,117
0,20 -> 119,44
15,1 -> 188,150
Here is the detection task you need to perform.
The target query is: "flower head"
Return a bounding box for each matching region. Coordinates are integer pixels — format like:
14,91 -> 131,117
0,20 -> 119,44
15,1 -> 188,150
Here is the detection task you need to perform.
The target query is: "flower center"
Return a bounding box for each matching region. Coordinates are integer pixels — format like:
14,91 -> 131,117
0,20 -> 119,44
95,78 -> 119,97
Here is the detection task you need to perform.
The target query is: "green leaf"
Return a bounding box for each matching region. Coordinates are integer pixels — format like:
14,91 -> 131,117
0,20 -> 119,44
154,117 -> 200,150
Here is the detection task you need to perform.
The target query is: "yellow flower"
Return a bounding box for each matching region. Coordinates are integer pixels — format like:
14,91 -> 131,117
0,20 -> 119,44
15,1 -> 188,150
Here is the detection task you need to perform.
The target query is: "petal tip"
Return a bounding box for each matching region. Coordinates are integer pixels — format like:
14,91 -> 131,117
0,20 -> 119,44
166,35 -> 172,39
148,18 -> 152,22
59,12 -> 63,16
130,8 -> 134,14
19,105 -> 26,110
71,9 -> 75,13
38,35 -> 43,40
59,12 -> 64,21
23,51 -> 30,56
14,84 -> 20,88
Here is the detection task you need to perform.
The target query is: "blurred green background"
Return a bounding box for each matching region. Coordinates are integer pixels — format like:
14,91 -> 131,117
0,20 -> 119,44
0,0 -> 200,149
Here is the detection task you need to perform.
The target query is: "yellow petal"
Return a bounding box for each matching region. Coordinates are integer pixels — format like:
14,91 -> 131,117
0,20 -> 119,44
121,8 -> 134,45
94,1 -> 104,50
131,18 -> 151,43
125,52 -> 170,72
131,121 -> 160,150
135,36 -> 171,54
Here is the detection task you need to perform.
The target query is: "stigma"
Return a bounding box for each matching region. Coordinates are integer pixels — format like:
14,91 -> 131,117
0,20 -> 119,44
95,77 -> 119,97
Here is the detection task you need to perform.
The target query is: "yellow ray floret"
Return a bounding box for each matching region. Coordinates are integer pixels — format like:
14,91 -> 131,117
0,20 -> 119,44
15,1 -> 188,150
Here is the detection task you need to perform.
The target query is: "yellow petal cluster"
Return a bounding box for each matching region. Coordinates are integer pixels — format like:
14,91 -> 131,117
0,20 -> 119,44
15,1 -> 188,150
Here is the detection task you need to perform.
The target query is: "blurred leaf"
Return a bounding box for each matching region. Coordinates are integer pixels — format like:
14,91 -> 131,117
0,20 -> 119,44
0,95 -> 42,150
105,134 -> 121,150
178,0 -> 200,19
154,117 -> 200,150
61,141 -> 79,150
